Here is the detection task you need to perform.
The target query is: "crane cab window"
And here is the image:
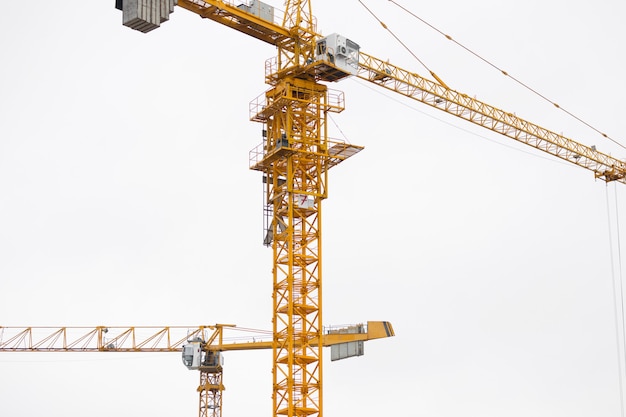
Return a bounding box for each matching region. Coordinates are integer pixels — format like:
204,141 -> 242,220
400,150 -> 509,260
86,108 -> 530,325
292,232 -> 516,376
316,40 -> 326,56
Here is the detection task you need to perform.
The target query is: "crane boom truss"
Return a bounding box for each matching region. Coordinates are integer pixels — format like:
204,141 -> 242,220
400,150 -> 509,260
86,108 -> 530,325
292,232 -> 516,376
0,325 -> 232,417
0,322 -> 393,417
0,322 -> 394,352
0,325 -> 225,352
357,52 -> 626,184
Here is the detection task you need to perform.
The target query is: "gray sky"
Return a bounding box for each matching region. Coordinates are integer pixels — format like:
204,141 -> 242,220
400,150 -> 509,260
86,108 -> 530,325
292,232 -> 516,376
1,1 -> 625,416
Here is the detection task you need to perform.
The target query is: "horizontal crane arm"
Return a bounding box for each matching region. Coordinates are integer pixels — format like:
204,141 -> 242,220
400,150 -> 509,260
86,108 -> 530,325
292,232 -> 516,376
0,325 -> 222,352
357,51 -> 626,184
217,321 -> 395,351
0,321 -> 394,352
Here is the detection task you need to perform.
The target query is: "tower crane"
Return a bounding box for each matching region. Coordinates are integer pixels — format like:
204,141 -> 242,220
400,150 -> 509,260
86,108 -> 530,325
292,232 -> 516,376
113,3 -> 626,416
113,2 -> 626,414
0,323 -> 394,417
2,1 -> 625,417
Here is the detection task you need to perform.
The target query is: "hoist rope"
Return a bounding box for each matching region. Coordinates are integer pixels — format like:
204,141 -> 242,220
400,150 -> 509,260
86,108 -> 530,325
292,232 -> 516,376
385,0 -> 626,152
328,113 -> 351,143
606,183 -> 626,417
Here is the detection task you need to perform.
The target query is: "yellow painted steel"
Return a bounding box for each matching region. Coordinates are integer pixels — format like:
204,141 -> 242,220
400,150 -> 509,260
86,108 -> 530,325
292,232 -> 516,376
357,52 -> 626,184
9,0 -> 624,416
198,361 -> 225,417
0,323 -> 393,417
248,72 -> 363,417
0,325 -> 204,351
178,1 -> 625,185
0,322 -> 393,417
0,322 -> 393,352
177,0 -> 291,46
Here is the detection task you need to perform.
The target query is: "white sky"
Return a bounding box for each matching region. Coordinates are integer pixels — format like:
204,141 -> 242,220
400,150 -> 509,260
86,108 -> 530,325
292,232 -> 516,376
1,1 -> 625,416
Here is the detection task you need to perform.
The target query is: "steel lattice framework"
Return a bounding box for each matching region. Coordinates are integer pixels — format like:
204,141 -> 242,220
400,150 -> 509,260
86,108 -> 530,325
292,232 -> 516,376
357,52 -> 626,184
249,73 -> 361,417
0,322 -> 393,417
199,369 -> 225,417
5,1 -> 624,417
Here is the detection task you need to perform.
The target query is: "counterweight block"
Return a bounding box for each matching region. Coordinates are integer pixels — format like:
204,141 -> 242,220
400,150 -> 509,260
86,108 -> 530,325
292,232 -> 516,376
116,0 -> 177,33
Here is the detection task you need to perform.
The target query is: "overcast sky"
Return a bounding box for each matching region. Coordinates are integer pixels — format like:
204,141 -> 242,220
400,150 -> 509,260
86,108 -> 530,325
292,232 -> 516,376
1,1 -> 625,416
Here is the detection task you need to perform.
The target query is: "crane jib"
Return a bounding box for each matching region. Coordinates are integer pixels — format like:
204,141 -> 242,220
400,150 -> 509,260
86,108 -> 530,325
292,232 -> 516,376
356,51 -> 626,184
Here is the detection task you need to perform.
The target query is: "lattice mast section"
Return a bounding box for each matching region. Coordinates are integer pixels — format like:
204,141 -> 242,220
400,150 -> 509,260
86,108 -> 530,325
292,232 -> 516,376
247,3 -> 364,417
198,369 -> 224,417
255,76 -> 329,417
279,0 -> 316,70
250,40 -> 363,417
250,76 -> 361,417
259,3 -> 322,417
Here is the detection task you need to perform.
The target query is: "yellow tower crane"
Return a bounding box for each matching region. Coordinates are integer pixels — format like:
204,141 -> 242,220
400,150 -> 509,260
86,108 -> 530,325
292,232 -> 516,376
0,323 -> 394,417
116,2 -> 626,415
2,1 -> 625,417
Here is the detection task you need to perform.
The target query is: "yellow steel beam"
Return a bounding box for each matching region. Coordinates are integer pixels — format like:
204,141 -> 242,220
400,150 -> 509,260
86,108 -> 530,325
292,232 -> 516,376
357,51 -> 626,184
0,322 -> 393,352
216,321 -> 395,351
177,0 -> 292,48
0,325 -> 221,352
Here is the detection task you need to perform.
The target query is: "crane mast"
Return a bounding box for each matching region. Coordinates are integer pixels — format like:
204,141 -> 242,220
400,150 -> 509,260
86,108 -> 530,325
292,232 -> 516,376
248,3 -> 361,417
252,79 -> 328,417
125,2 -> 366,415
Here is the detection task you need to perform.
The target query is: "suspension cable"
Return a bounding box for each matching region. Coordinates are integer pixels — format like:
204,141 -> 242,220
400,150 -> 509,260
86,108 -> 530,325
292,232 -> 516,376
615,185 -> 625,313
356,0 -> 449,89
607,184 -> 626,417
